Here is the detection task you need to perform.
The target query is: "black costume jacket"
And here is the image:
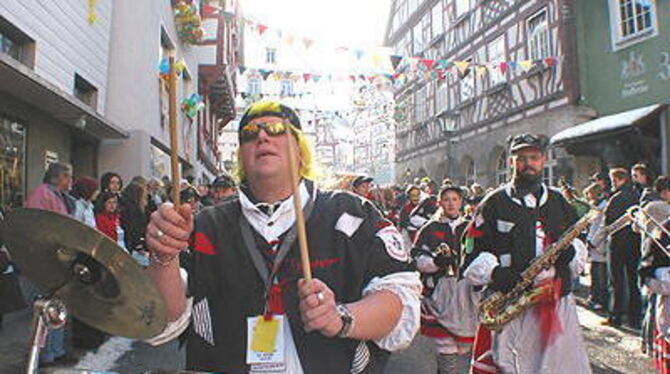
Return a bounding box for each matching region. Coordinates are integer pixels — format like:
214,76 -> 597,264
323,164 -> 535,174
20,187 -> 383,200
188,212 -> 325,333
412,216 -> 468,294
466,183 -> 578,296
185,182 -> 414,373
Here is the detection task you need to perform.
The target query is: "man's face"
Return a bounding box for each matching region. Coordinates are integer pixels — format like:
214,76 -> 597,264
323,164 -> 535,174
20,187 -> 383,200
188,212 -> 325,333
610,175 -> 626,189
354,182 -> 371,197
408,188 -> 421,204
239,116 -> 297,182
632,169 -> 648,185
596,178 -> 607,190
660,189 -> 670,202
197,185 -> 209,197
57,170 -> 73,191
439,191 -> 462,217
511,148 -> 546,180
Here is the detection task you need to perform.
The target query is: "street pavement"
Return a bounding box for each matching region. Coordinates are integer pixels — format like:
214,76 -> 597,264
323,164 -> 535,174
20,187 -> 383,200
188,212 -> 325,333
0,277 -> 656,373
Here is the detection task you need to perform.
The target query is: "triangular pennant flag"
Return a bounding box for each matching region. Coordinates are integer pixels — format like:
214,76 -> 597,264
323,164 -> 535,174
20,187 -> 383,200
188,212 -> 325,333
519,60 -> 533,71
238,66 -> 247,75
354,49 -> 365,60
286,35 -> 295,45
358,74 -> 366,81
312,75 -> 321,83
259,69 -> 272,80
499,62 -> 509,74
303,73 -> 312,83
257,24 -> 268,35
368,76 -> 376,83
544,57 -> 557,67
438,70 -> 446,80
303,38 -> 314,49
202,3 -> 221,17
422,59 -> 435,70
409,57 -> 420,71
349,75 -> 356,83
476,65 -> 488,77
390,55 -> 403,70
436,59 -> 448,69
454,61 -> 470,75
508,61 -> 518,71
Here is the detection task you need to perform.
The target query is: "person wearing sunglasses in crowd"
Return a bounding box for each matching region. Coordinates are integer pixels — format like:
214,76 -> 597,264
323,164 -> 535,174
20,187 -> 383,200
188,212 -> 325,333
144,101 -> 422,373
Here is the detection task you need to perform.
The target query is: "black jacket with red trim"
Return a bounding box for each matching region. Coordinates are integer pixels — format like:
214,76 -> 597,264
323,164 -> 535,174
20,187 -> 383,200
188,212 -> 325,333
185,187 -> 414,373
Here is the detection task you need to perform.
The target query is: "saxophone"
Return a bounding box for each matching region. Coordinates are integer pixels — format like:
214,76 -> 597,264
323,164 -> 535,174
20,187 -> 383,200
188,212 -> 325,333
478,209 -> 599,331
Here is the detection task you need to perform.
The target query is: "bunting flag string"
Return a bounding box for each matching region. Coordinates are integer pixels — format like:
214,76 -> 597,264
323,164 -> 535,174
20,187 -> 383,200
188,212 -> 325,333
235,54 -> 561,88
232,11 -> 561,78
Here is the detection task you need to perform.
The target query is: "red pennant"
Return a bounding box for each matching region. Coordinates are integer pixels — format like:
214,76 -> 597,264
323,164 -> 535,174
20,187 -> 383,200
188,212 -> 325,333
368,76 -> 376,83
202,4 -> 221,17
303,73 -> 312,83
422,59 -> 435,70
257,24 -> 268,35
349,75 -> 356,82
499,62 -> 509,74
544,57 -> 557,67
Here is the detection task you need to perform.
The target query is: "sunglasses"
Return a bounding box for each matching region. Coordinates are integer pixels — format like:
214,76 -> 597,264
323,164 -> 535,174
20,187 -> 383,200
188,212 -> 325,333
239,121 -> 291,142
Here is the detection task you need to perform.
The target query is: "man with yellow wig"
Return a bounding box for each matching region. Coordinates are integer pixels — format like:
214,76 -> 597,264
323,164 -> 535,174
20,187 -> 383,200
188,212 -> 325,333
144,101 -> 422,373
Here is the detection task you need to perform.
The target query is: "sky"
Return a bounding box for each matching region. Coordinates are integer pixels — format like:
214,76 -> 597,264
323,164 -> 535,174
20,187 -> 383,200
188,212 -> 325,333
241,0 -> 392,49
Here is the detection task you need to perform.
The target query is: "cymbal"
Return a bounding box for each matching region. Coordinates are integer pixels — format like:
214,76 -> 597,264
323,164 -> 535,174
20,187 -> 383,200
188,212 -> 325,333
2,208 -> 167,339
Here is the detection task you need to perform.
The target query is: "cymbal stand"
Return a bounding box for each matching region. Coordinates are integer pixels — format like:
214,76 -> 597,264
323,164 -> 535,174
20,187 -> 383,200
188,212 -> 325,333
26,297 -> 67,374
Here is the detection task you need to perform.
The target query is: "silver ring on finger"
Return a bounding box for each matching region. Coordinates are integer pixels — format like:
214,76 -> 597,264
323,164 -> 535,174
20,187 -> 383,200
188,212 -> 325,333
316,291 -> 325,304
155,229 -> 165,239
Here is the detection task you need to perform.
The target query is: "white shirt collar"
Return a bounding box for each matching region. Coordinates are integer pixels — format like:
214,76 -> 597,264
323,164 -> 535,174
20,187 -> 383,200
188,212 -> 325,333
503,182 -> 549,208
239,181 -> 314,243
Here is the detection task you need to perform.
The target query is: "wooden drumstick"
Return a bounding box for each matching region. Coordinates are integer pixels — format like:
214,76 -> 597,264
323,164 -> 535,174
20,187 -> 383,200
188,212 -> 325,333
168,56 -> 180,206
286,125 -> 312,281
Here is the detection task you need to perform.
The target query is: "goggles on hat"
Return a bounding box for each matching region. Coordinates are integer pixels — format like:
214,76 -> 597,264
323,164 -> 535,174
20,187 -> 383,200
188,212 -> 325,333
239,121 -> 291,142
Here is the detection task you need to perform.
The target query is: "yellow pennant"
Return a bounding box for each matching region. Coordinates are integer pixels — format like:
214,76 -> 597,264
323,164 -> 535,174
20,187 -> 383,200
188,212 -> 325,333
454,61 -> 470,74
87,0 -> 97,25
476,65 -> 488,77
519,60 -> 533,72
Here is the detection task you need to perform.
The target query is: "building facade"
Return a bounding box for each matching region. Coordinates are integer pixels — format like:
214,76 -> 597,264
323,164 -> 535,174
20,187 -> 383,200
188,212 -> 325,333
0,0 -> 126,210
385,0 -> 595,188
0,0 -> 241,208
551,0 -> 669,188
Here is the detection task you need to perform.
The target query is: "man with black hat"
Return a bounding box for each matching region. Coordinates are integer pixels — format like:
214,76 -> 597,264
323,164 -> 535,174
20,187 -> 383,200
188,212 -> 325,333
145,101 -> 421,373
412,184 -> 479,373
351,175 -> 374,199
202,173 -> 237,207
463,133 -> 590,373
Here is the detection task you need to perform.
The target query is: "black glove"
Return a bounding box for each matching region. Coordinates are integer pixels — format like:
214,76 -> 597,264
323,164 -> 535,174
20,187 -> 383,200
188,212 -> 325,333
554,246 -> 576,269
490,266 -> 521,293
434,254 -> 455,268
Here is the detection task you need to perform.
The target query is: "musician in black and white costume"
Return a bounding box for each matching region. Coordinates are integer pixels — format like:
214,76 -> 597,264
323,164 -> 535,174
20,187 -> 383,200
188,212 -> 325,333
412,185 -> 480,373
143,101 -> 422,373
463,134 -> 590,374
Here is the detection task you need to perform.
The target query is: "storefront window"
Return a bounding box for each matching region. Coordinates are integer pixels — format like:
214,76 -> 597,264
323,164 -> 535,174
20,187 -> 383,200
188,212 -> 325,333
0,116 -> 26,213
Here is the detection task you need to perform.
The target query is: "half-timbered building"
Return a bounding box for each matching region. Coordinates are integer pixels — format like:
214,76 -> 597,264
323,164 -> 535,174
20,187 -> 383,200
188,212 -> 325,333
385,0 -> 595,187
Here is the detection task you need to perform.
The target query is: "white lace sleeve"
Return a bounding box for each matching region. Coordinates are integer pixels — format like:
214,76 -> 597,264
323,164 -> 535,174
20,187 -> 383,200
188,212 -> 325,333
144,297 -> 193,346
570,238 -> 588,276
463,252 -> 499,286
362,271 -> 422,351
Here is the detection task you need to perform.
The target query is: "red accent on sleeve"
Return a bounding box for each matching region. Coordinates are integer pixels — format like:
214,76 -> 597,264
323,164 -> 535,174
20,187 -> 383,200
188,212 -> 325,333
193,232 -> 216,255
466,224 -> 484,239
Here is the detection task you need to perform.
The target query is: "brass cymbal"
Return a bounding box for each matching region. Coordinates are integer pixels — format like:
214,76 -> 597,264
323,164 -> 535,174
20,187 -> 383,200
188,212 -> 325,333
2,208 -> 167,339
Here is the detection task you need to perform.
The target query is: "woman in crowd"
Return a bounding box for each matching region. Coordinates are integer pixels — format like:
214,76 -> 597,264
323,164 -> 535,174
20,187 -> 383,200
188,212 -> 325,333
71,177 -> 99,228
120,181 -> 149,253
95,191 -> 125,250
99,172 -> 123,194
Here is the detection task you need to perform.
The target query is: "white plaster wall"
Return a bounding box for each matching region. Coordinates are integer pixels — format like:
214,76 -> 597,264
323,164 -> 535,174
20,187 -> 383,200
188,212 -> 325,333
0,0 -> 113,114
